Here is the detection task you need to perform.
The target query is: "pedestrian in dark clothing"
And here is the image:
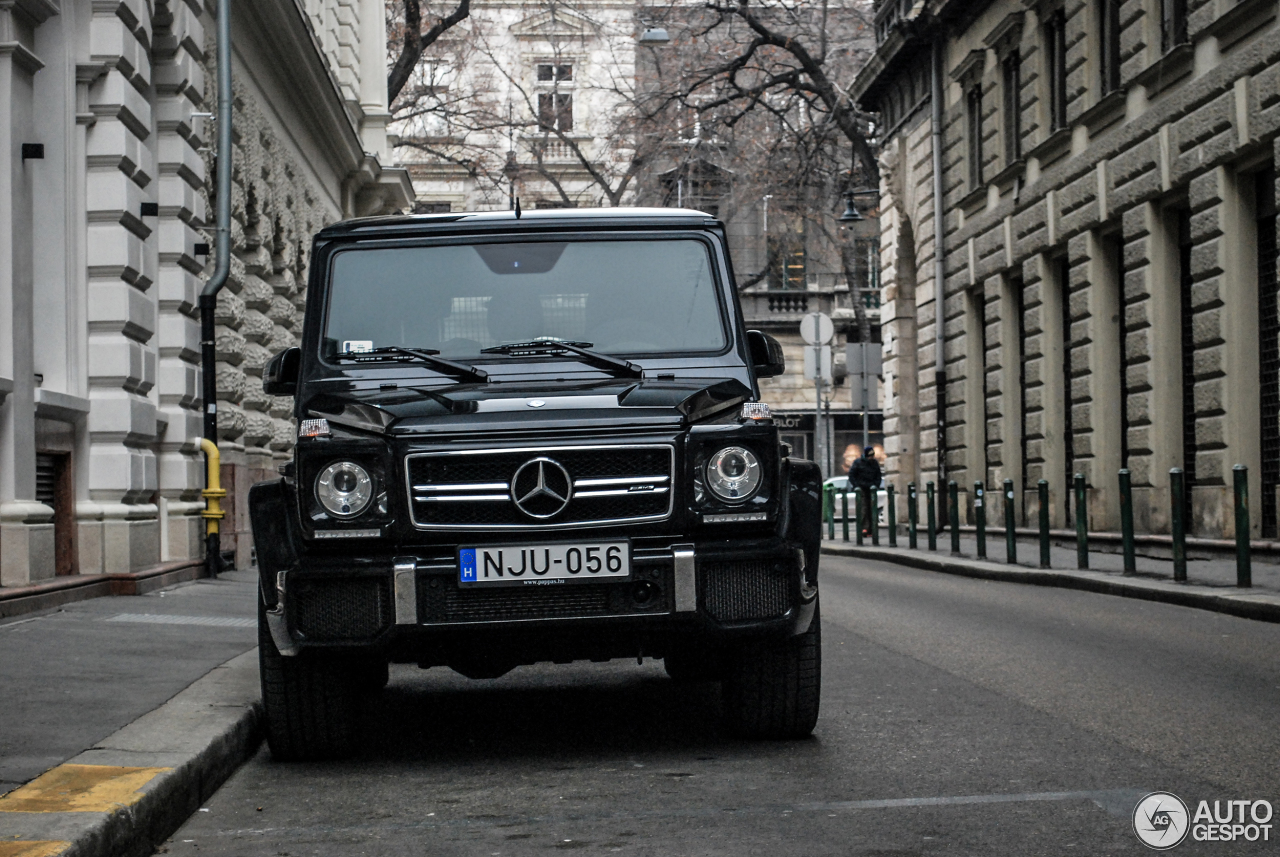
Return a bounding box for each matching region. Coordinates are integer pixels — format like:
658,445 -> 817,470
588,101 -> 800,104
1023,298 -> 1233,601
847,447 -> 881,536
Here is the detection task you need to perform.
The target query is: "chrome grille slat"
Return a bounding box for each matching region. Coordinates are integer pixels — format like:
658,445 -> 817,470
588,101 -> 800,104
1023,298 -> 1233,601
414,494 -> 510,503
414,482 -> 509,492
405,444 -> 674,531
573,476 -> 669,487
574,487 -> 670,498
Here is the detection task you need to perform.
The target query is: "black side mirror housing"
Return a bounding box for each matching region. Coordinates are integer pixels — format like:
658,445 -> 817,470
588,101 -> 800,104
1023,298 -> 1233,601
747,330 -> 785,378
263,347 -> 301,396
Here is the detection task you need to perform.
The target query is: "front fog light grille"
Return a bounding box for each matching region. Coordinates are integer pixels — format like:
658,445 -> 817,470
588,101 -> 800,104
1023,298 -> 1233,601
701,560 -> 792,622
293,578 -> 391,641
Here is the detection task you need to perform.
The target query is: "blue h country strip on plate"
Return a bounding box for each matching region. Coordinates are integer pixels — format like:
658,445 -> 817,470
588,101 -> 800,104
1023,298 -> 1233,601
459,549 -> 476,582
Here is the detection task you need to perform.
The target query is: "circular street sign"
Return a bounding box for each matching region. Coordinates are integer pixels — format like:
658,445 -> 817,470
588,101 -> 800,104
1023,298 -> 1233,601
799,312 -> 834,346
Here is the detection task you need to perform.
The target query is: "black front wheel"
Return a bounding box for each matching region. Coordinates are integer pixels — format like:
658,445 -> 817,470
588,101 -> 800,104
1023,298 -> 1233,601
259,596 -> 359,761
720,602 -> 821,739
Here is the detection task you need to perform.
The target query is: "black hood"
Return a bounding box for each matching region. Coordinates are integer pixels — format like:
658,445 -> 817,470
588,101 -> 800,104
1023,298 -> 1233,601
304,377 -> 752,436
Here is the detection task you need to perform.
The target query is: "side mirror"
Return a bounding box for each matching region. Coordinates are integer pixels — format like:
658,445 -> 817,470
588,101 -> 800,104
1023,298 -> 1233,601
747,330 -> 785,378
263,347 -> 301,396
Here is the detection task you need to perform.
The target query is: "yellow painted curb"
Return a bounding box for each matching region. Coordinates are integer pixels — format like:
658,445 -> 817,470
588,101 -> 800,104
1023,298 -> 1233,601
0,842 -> 71,857
0,765 -> 170,814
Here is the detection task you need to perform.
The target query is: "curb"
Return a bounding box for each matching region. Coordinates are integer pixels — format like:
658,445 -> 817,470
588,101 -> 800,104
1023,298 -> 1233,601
822,543 -> 1280,624
0,649 -> 262,857
0,561 -> 206,621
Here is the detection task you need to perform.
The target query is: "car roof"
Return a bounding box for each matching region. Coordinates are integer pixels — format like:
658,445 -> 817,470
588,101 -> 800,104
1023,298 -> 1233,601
316,207 -> 721,239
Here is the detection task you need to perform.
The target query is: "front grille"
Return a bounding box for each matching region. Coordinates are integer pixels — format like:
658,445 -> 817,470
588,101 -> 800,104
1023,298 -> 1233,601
700,560 -> 792,622
293,578 -> 392,641
406,444 -> 674,530
419,582 -> 616,623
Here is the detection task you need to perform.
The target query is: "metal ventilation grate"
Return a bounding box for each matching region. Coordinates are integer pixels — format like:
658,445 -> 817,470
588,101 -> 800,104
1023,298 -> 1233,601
35,454 -> 58,508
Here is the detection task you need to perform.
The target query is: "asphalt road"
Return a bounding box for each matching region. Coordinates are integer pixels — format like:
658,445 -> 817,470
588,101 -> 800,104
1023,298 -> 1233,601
161,556 -> 1280,856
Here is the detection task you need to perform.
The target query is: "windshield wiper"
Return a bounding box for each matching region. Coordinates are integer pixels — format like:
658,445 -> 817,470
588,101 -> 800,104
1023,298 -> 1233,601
338,346 -> 488,384
480,340 -> 643,379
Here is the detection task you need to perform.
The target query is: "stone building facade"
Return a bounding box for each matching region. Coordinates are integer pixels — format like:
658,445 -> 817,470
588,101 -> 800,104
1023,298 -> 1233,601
855,0 -> 1280,539
0,0 -> 410,586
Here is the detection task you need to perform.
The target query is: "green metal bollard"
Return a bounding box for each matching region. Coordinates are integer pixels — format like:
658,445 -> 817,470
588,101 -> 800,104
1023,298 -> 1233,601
841,489 -> 850,542
926,481 -> 937,551
1074,473 -> 1088,569
871,487 -> 880,546
1234,464 -> 1251,588
1004,478 -> 1017,564
887,484 -> 897,547
1119,469 -> 1136,575
974,481 -> 986,559
1038,479 -> 1050,569
908,482 -> 919,549
949,480 -> 961,555
1170,467 -> 1187,582
825,484 -> 834,540
855,489 -> 864,546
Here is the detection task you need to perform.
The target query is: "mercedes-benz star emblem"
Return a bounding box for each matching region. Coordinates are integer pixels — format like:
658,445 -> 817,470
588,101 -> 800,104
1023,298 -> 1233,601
511,457 -> 573,519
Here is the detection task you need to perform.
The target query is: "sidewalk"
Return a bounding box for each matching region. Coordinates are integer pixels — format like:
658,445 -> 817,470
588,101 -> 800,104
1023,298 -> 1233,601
0,570 -> 262,857
822,533 -> 1280,623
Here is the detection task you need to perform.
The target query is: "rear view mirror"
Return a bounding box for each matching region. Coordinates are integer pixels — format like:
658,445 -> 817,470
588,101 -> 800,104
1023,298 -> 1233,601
263,347 -> 301,396
747,330 -> 785,378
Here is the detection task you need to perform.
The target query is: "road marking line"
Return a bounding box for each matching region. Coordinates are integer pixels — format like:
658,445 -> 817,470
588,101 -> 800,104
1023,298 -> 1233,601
217,787 -> 1151,836
0,765 -> 170,813
0,843 -> 71,857
105,613 -> 255,628
797,788 -> 1148,817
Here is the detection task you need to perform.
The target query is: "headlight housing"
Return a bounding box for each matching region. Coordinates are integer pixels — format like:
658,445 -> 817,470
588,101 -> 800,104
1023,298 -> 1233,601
704,446 -> 762,503
315,461 -> 374,518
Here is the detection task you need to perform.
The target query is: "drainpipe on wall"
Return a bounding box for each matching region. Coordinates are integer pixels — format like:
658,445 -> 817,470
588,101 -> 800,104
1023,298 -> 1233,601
931,35 -> 947,525
198,0 -> 232,580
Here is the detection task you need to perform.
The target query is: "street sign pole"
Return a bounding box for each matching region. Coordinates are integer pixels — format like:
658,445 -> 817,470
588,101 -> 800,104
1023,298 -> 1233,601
814,359 -> 824,479
801,312 -> 835,479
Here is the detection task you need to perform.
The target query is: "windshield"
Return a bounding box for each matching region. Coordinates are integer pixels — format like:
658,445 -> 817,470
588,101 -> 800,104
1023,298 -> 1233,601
323,238 -> 728,360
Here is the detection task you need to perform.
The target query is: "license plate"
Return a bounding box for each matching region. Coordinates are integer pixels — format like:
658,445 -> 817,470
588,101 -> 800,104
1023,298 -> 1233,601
459,541 -> 630,587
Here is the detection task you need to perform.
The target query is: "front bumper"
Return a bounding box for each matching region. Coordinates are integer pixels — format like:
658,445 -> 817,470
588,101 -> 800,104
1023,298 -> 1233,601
265,537 -> 815,662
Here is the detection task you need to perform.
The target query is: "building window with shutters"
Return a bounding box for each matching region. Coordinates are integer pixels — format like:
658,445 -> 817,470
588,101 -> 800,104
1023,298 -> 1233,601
1160,0 -> 1187,53
537,93 -> 573,132
1044,9 -> 1068,132
536,62 -> 574,133
966,84 -> 984,190
1097,0 -> 1121,96
1002,51 -> 1022,165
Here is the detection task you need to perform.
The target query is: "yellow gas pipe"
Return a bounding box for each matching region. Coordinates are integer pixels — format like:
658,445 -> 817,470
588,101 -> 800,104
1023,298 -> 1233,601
199,439 -> 226,578
198,438 -> 226,534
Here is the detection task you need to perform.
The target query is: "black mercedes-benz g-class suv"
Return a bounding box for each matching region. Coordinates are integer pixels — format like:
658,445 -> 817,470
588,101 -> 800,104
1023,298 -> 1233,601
250,208 -> 822,759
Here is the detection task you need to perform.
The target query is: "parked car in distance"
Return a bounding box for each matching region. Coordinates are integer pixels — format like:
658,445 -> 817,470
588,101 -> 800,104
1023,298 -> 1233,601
823,475 -> 888,528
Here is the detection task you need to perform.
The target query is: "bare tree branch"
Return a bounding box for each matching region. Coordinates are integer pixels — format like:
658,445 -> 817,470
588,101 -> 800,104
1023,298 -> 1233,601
387,0 -> 471,104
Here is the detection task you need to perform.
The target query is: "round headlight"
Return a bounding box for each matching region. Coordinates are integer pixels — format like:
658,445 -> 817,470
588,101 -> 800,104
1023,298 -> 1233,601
315,461 -> 373,518
705,446 -> 762,503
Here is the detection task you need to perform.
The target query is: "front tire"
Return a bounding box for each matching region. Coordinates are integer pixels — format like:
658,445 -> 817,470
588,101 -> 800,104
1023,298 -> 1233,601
259,597 -> 359,761
721,602 -> 821,739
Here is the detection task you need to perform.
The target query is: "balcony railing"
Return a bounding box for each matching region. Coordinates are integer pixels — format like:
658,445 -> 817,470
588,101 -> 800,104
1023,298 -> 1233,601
740,289 -> 881,326
527,139 -> 581,163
